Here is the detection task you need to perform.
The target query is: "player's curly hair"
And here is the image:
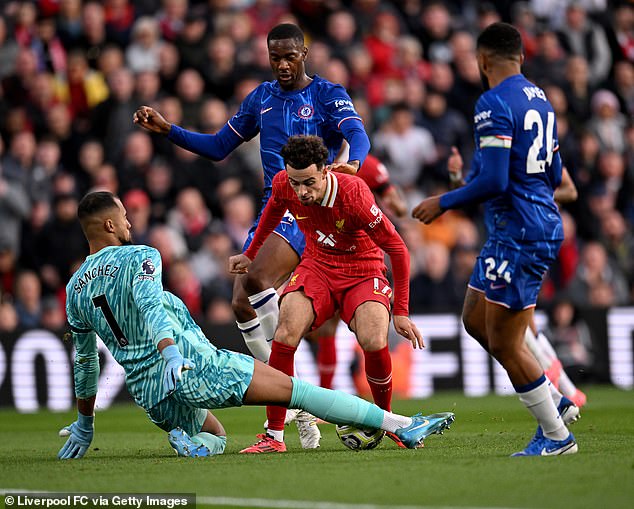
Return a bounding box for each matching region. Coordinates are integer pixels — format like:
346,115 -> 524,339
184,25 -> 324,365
78,191 -> 118,223
267,23 -> 304,46
477,22 -> 523,60
281,135 -> 329,170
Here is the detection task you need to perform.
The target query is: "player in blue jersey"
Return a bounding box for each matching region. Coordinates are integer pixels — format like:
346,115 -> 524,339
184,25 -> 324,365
447,145 -> 587,413
133,24 -> 369,375
412,23 -> 577,457
58,191 -> 453,459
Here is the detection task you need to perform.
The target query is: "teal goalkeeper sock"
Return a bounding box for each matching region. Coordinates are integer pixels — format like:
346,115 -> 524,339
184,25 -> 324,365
289,377 -> 384,429
191,432 -> 227,455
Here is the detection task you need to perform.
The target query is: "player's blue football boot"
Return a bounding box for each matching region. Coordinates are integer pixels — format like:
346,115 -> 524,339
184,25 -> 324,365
511,396 -> 579,457
168,427 -> 212,458
394,412 -> 455,449
512,428 -> 578,457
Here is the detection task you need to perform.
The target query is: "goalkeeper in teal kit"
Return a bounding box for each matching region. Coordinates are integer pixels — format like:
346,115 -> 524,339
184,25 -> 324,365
59,191 -> 454,459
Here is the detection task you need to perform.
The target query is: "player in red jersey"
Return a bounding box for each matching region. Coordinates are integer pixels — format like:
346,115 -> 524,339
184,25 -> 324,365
230,135 -> 423,453
308,153 -> 407,392
358,153 -> 408,217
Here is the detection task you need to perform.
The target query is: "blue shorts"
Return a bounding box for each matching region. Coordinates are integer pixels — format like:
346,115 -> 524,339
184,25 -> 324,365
469,237 -> 561,310
147,340 -> 255,437
243,209 -> 306,258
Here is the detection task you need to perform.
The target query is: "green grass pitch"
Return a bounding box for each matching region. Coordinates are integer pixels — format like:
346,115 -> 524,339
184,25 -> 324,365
1,386 -> 633,509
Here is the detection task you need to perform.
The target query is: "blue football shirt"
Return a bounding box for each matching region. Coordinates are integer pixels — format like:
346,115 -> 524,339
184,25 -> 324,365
441,74 -> 563,242
227,75 -> 364,202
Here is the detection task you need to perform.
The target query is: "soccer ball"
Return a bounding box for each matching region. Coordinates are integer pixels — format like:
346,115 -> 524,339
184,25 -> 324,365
335,425 -> 385,451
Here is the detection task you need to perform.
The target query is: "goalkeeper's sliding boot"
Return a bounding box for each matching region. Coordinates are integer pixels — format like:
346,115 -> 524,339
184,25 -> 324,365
168,427 -> 212,457
394,412 -> 455,449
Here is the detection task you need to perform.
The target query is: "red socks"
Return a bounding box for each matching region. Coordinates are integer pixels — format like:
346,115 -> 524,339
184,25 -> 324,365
317,335 -> 337,389
363,345 -> 393,411
267,340 -> 391,428
267,341 -> 297,431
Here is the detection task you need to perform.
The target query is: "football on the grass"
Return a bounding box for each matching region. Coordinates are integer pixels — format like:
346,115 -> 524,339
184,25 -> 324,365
335,425 -> 385,451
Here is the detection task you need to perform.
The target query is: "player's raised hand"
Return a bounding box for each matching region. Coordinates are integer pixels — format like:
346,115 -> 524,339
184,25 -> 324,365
447,146 -> 464,178
58,413 -> 94,460
161,344 -> 195,394
229,254 -> 252,274
133,106 -> 171,135
393,315 -> 424,349
412,196 -> 444,224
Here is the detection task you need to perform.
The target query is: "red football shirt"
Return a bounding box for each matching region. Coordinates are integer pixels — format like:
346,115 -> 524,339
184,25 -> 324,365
244,171 -> 410,316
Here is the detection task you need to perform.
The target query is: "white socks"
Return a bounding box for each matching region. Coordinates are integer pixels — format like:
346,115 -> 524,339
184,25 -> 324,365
248,288 -> 280,341
548,381 -> 563,407
524,327 -> 552,369
237,288 -> 280,363
526,327 -> 565,406
517,376 -> 569,441
267,429 -> 284,442
381,412 -> 413,433
237,317 -> 271,362
528,327 -> 580,400
537,331 -> 578,398
536,331 -> 559,359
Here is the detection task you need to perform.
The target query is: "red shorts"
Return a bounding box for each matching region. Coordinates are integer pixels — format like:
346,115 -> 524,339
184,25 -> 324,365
281,258 -> 393,330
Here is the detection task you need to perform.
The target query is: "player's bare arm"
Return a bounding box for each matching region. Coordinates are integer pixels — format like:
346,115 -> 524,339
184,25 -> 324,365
133,106 -> 171,135
76,394 -> 96,418
329,161 -> 360,175
554,166 -> 577,204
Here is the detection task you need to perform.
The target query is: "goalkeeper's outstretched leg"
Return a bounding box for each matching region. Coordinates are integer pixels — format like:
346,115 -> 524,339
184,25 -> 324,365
239,360 -> 454,452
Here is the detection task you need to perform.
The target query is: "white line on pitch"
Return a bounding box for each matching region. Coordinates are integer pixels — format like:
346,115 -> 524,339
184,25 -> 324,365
1,489 -> 526,509
197,496 -> 515,509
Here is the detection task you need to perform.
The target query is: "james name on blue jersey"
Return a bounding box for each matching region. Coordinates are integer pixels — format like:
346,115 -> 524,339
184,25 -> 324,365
440,74 -> 563,242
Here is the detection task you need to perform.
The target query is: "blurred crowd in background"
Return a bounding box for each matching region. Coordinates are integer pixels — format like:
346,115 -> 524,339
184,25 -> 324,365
0,0 -> 632,375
